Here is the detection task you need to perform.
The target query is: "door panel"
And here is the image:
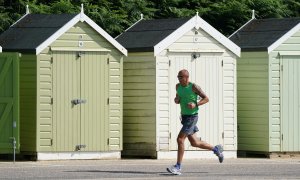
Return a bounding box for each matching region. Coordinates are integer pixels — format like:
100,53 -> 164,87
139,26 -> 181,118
281,56 -> 300,151
169,54 -> 223,150
80,52 -> 108,151
0,53 -> 19,153
53,52 -> 81,151
53,51 -> 109,152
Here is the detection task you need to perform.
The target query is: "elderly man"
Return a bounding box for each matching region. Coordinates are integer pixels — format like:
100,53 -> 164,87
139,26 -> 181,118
167,69 -> 224,175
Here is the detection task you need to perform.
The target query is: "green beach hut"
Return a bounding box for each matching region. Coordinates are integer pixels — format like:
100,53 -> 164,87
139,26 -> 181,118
0,5 -> 127,160
230,15 -> 300,155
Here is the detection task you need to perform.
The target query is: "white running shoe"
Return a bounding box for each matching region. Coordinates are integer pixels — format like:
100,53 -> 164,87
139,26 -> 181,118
166,165 -> 181,175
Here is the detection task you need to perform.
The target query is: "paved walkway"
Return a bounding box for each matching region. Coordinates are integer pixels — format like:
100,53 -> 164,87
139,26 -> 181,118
0,158 -> 299,179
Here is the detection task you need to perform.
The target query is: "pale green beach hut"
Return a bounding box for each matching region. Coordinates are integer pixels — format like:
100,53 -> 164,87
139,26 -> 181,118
230,15 -> 300,155
0,5 -> 127,160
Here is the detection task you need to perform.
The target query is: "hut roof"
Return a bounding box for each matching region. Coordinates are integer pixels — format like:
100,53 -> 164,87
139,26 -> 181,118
229,18 -> 300,52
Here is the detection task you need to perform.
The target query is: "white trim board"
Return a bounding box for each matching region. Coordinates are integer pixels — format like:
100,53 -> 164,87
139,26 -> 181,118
36,13 -> 127,56
228,18 -> 255,39
154,15 -> 240,57
268,22 -> 300,53
37,152 -> 121,160
51,47 -> 111,52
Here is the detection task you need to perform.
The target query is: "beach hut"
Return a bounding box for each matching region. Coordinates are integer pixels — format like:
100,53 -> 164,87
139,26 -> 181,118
0,5 -> 127,160
229,15 -> 300,155
116,14 -> 240,159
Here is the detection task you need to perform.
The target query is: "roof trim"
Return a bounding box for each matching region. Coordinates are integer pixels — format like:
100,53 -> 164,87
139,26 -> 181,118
36,13 -> 127,56
268,22 -> 300,53
154,15 -> 240,57
228,18 -> 255,39
115,14 -> 144,39
10,7 -> 30,27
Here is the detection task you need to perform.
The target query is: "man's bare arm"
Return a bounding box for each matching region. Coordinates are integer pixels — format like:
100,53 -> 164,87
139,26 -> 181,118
192,83 -> 209,106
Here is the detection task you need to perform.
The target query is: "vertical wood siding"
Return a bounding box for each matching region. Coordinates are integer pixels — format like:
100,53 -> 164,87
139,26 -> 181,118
123,52 -> 156,156
237,52 -> 269,151
37,22 -> 123,152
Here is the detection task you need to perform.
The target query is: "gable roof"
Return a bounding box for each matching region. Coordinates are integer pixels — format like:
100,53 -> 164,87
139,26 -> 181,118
0,11 -> 127,55
116,18 -> 189,52
0,14 -> 76,53
229,18 -> 300,53
116,15 -> 240,57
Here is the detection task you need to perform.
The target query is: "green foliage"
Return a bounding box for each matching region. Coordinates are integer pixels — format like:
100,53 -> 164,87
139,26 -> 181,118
0,0 -> 299,37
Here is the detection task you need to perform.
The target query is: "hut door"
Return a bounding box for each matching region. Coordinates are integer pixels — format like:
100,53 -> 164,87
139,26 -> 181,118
0,53 -> 19,153
281,56 -> 300,151
80,52 -> 109,151
169,53 -> 224,150
53,51 -> 108,152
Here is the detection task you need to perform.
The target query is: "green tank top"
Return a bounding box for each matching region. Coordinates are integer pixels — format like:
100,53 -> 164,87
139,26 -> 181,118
177,82 -> 198,115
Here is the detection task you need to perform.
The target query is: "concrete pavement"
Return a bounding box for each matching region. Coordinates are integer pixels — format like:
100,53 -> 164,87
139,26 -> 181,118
0,158 -> 299,179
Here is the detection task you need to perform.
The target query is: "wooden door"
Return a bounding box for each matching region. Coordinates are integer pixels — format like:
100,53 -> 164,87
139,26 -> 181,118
169,53 -> 224,150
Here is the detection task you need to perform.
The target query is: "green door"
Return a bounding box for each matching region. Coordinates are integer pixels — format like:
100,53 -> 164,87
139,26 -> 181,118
0,53 -> 19,153
281,56 -> 300,151
53,51 -> 109,152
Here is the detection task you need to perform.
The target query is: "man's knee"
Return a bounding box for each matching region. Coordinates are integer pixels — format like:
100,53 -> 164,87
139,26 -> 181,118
177,137 -> 185,144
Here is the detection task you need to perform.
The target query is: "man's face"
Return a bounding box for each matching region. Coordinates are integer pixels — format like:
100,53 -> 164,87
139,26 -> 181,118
177,71 -> 189,86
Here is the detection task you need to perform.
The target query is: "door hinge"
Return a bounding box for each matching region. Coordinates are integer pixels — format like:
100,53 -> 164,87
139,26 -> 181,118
50,98 -> 53,105
169,132 -> 171,139
281,65 -> 283,71
169,60 -> 171,66
50,139 -> 53,146
107,98 -> 110,105
221,60 -> 224,67
107,57 -> 110,64
282,134 -> 283,141
50,57 -> 53,64
107,138 -> 110,145
222,132 -> 224,139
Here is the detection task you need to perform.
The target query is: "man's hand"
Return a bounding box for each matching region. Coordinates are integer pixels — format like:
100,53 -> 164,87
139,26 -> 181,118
174,97 -> 180,104
187,102 -> 196,109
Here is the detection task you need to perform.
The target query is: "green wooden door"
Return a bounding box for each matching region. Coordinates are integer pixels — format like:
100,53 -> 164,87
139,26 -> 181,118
281,56 -> 300,151
53,51 -> 108,152
0,53 -> 19,153
80,52 -> 109,151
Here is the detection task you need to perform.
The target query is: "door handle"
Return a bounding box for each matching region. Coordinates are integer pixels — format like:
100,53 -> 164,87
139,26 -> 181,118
71,99 -> 87,105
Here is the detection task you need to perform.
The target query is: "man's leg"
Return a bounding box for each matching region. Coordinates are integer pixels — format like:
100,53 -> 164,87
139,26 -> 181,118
188,133 -> 224,163
187,133 -> 213,150
167,132 -> 187,175
177,132 -> 187,165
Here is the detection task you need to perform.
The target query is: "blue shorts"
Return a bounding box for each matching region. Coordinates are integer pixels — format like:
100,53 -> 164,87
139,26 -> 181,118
180,114 -> 199,135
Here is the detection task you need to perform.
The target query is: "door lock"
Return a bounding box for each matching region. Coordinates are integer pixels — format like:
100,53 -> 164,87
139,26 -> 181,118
71,99 -> 87,105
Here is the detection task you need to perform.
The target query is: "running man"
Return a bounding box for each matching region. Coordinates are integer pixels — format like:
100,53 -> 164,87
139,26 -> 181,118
167,69 -> 224,175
